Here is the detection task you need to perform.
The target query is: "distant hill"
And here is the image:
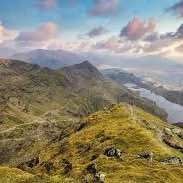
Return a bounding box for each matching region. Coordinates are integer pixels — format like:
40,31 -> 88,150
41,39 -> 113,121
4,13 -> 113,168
11,49 -> 85,69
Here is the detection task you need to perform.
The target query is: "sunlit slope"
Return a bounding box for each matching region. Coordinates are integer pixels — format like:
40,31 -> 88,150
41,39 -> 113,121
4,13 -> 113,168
33,103 -> 183,183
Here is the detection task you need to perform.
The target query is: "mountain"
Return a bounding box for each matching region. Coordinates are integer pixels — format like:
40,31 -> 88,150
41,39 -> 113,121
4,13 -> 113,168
11,50 -> 183,89
11,49 -> 85,69
0,59 -> 167,129
0,47 -> 17,58
2,59 -> 182,182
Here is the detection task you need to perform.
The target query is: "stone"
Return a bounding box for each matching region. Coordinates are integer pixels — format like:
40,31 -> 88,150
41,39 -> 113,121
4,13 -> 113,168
94,173 -> 106,183
103,147 -> 122,160
172,128 -> 181,134
161,155 -> 183,166
86,163 -> 97,175
135,152 -> 153,162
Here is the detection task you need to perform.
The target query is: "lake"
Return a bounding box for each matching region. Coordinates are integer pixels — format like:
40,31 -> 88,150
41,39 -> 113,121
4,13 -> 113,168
125,83 -> 183,124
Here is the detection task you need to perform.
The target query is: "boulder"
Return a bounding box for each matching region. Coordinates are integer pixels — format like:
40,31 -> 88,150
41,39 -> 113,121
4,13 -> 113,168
161,155 -> 183,166
103,147 -> 122,160
94,173 -> 106,183
84,173 -> 106,183
135,152 -> 153,162
172,128 -> 181,134
86,163 -> 97,175
162,133 -> 183,150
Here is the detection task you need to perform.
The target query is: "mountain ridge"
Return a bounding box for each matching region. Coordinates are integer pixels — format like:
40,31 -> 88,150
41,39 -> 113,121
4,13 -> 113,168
11,49 -> 85,69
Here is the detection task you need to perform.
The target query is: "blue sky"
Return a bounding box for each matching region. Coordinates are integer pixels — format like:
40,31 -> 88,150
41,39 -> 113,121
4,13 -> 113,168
0,0 -> 179,32
0,0 -> 183,58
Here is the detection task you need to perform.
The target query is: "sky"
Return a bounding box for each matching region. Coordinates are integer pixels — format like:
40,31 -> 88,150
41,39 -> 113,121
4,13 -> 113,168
0,0 -> 183,58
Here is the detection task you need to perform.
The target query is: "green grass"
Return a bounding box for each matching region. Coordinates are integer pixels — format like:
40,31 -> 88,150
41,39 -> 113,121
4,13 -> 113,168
24,103 -> 183,183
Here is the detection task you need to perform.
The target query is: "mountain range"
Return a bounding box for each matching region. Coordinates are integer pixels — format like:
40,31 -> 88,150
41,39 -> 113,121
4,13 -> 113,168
0,59 -> 183,182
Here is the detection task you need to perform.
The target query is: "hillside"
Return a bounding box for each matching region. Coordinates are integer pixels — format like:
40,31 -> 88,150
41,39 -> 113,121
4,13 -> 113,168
1,103 -> 183,182
0,59 -> 167,130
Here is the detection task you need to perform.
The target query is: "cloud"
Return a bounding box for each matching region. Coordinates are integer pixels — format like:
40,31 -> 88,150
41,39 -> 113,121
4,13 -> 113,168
92,36 -> 120,50
119,17 -> 157,41
87,26 -> 109,37
35,0 -> 57,9
16,22 -> 59,42
92,35 -> 138,54
89,0 -> 117,16
175,43 -> 183,52
166,0 -> 183,18
0,22 -> 18,44
143,32 -> 159,42
176,23 -> 183,37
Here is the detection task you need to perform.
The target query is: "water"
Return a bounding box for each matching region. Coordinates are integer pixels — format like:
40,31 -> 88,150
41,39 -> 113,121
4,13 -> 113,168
125,83 -> 183,124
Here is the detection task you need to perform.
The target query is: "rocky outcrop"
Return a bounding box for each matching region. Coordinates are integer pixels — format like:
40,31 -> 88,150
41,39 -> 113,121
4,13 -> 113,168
161,156 -> 183,166
135,152 -> 153,162
162,129 -> 183,151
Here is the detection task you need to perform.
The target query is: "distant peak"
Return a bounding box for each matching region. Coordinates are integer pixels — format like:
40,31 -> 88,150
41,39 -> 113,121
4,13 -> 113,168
81,60 -> 92,66
65,60 -> 103,77
72,60 -> 96,70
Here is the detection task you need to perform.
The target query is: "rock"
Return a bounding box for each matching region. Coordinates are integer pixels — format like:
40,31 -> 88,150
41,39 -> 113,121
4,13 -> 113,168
172,128 -> 181,134
162,133 -> 183,150
135,152 -> 153,162
164,128 -> 172,135
161,155 -> 183,166
94,173 -> 106,183
103,147 -> 122,160
86,163 -> 97,175
84,173 -> 106,183
61,158 -> 72,174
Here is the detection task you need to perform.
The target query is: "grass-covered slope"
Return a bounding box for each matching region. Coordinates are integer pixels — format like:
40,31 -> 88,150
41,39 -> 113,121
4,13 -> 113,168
1,103 -> 183,182
20,103 -> 183,183
0,59 -> 178,182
